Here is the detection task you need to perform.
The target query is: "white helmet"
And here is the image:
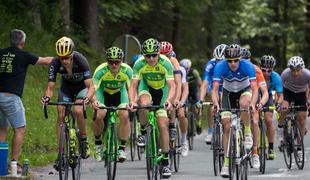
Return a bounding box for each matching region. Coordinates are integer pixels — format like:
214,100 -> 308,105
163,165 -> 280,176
287,56 -> 305,69
213,44 -> 227,60
180,59 -> 192,69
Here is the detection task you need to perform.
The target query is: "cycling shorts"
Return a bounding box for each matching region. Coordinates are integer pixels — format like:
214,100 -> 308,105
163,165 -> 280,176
283,88 -> 307,111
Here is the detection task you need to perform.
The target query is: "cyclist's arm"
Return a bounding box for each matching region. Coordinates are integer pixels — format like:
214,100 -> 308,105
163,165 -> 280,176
174,74 -> 182,101
211,83 -> 219,104
36,56 -> 54,65
44,81 -> 55,98
180,82 -> 189,103
275,92 -> 283,105
84,78 -> 95,99
129,79 -> 139,103
167,79 -> 175,103
199,80 -> 208,101
250,81 -> 258,107
259,85 -> 269,105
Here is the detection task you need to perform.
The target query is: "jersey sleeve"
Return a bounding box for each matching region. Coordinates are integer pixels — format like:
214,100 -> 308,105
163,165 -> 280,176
92,64 -> 105,91
193,69 -> 201,83
255,65 -> 266,87
24,51 -> 39,65
48,58 -> 59,82
163,58 -> 174,80
125,64 -> 133,87
203,61 -> 214,85
170,57 -> 181,75
180,66 -> 187,83
272,72 -> 283,93
78,54 -> 92,80
244,62 -> 256,82
212,61 -> 225,84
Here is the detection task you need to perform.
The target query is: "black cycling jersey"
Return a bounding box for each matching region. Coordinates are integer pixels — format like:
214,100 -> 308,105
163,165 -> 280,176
0,47 -> 38,97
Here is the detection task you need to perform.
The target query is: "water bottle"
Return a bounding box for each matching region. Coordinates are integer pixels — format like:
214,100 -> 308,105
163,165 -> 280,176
10,160 -> 17,177
22,159 -> 29,176
0,142 -> 8,176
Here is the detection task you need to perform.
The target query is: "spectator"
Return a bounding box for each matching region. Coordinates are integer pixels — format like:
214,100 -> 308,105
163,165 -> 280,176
0,29 -> 53,172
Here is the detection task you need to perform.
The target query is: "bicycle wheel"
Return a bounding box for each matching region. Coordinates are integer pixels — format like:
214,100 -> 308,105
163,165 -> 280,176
187,111 -> 194,150
136,121 -> 143,160
259,120 -> 266,174
106,124 -> 118,180
130,113 -> 137,161
292,125 -> 305,169
146,127 -> 159,180
213,123 -> 220,176
228,129 -> 236,180
240,134 -> 248,180
72,128 -> 82,180
59,124 -> 69,180
174,120 -> 181,172
282,121 -> 292,169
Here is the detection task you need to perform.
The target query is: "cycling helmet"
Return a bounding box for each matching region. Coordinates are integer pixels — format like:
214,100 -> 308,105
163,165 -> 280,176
160,41 -> 173,54
213,44 -> 227,60
225,44 -> 241,59
260,55 -> 276,68
240,48 -> 251,59
141,38 -> 160,55
55,36 -> 74,57
132,54 -> 142,64
180,59 -> 192,69
287,56 -> 305,69
106,46 -> 124,60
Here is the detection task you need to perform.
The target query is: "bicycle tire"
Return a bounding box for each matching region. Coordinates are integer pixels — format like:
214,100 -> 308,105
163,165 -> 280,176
146,127 -> 158,180
283,120 -> 292,169
229,129 -> 236,180
259,119 -> 266,174
174,120 -> 181,172
137,121 -> 143,161
130,113 -> 137,161
72,128 -> 82,180
292,125 -> 305,169
59,124 -> 69,180
240,133 -> 248,180
213,123 -> 220,176
106,124 -> 118,180
187,111 -> 195,150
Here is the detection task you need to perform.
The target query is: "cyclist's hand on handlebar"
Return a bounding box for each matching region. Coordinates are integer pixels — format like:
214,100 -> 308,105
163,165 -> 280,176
174,100 -> 184,109
275,103 -> 282,112
249,103 -> 256,113
195,100 -> 203,109
83,96 -> 90,105
127,102 -> 137,112
212,103 -> 219,113
164,100 -> 172,110
92,100 -> 100,110
41,96 -> 50,105
256,102 -> 263,111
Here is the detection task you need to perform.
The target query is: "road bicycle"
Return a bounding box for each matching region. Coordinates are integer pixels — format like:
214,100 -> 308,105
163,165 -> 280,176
187,101 -> 197,150
129,111 -> 143,161
44,102 -> 86,180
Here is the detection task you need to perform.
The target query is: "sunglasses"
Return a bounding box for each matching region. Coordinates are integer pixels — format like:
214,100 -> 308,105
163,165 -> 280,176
108,60 -> 121,65
261,68 -> 272,73
145,54 -> 158,58
227,59 -> 240,63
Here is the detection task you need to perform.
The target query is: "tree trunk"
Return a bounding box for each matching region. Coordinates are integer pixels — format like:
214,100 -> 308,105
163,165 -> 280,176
304,0 -> 310,66
73,0 -> 101,52
172,0 -> 180,53
206,0 -> 216,58
60,0 -> 70,33
282,0 -> 288,66
273,0 -> 282,68
24,0 -> 42,29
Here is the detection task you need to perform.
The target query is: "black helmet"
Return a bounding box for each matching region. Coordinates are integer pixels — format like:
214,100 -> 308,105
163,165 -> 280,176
260,55 -> 276,68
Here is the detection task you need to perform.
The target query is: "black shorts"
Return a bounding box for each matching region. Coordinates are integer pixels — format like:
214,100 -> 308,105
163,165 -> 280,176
58,83 -> 87,102
103,91 -> 121,107
149,86 -> 163,106
283,88 -> 307,111
222,87 -> 251,109
263,93 -> 274,112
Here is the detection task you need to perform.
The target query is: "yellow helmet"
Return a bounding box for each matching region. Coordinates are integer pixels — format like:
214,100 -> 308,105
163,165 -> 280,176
55,36 -> 74,57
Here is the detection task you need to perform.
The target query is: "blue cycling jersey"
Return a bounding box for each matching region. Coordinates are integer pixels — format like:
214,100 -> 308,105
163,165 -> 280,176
267,71 -> 283,94
213,59 -> 256,92
203,58 -> 223,92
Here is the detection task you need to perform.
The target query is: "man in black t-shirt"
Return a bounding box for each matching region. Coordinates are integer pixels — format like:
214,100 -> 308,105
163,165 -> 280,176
0,29 -> 53,169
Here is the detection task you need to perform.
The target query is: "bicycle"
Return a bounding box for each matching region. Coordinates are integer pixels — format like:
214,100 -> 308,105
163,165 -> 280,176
94,106 -> 127,180
218,108 -> 250,180
129,111 -> 143,161
187,100 -> 197,150
134,105 -> 166,180
43,102 -> 87,180
279,103 -> 305,170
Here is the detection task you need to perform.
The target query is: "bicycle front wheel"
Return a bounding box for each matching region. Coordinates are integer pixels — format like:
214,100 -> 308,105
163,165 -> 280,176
146,127 -> 159,180
259,120 -> 266,174
106,124 -> 118,180
130,113 -> 137,161
283,122 -> 292,169
228,129 -> 237,180
292,125 -> 305,169
174,120 -> 181,172
187,112 -> 195,150
212,123 -> 221,176
59,124 -> 69,180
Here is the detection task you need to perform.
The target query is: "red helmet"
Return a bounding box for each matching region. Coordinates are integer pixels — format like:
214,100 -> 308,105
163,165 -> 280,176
160,41 -> 173,54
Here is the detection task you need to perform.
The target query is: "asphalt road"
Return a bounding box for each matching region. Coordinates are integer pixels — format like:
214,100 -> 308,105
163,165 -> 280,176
32,119 -> 310,180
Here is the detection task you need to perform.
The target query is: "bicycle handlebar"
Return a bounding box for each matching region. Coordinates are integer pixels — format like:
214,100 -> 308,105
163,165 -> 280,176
43,102 -> 87,119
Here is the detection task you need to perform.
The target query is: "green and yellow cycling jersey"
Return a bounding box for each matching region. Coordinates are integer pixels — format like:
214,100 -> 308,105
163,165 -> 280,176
132,54 -> 174,89
93,62 -> 133,95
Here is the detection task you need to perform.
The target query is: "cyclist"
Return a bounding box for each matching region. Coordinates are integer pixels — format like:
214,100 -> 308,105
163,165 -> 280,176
128,38 -> 175,178
197,44 -> 227,144
259,55 -> 283,160
41,36 -> 95,169
278,56 -> 310,160
211,44 -> 258,177
160,41 -> 182,142
91,47 -> 132,162
240,48 -> 269,169
180,59 -> 203,134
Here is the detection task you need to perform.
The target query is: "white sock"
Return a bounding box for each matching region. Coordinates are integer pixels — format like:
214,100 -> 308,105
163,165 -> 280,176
181,133 -> 187,144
